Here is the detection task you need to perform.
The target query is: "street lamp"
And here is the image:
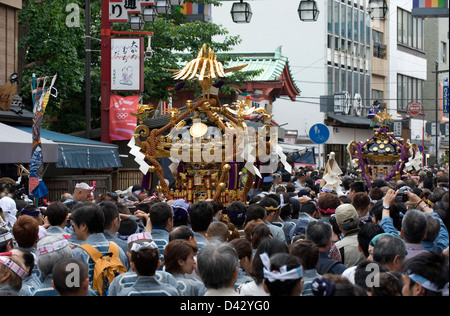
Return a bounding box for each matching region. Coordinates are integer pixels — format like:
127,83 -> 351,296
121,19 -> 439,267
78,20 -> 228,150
298,0 -> 320,22
129,14 -> 144,30
368,0 -> 388,20
142,6 -> 158,23
155,0 -> 172,15
230,0 -> 253,23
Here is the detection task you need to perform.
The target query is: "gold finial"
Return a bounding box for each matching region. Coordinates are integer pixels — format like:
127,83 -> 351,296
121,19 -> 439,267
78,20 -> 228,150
168,44 -> 247,99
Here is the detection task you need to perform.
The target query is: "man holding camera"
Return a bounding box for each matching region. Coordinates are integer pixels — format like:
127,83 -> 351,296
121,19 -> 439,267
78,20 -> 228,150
380,189 -> 449,260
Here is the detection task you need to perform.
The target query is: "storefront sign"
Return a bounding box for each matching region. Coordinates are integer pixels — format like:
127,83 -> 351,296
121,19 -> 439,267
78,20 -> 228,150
443,77 -> 449,114
393,121 -> 402,137
334,92 -> 350,114
109,0 -> 155,22
354,93 -> 362,116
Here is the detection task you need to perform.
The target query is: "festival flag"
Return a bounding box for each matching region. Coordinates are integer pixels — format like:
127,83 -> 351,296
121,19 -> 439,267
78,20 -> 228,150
29,74 -> 58,198
109,94 -> 139,140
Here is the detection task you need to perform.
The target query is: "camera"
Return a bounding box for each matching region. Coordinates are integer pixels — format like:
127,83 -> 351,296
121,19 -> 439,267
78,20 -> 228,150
144,49 -> 153,60
395,193 -> 408,203
395,186 -> 412,203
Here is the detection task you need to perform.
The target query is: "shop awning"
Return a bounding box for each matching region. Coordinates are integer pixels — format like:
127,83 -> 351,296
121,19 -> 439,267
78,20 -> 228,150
327,113 -> 372,126
279,142 -> 310,155
14,126 -> 122,169
0,123 -> 58,164
278,142 -> 316,166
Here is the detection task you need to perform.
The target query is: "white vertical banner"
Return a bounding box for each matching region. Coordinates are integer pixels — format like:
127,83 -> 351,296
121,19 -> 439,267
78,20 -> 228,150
111,37 -> 144,91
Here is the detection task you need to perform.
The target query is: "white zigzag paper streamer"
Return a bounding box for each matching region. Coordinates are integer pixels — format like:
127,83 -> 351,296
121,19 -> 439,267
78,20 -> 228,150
127,137 -> 151,174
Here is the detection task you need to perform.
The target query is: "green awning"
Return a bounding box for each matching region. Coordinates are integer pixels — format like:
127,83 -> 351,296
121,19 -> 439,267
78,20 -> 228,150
15,126 -> 122,169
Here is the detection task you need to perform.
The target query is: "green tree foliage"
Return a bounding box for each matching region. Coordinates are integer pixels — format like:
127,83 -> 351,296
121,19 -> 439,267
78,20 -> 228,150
18,0 -> 258,134
19,0 -> 88,132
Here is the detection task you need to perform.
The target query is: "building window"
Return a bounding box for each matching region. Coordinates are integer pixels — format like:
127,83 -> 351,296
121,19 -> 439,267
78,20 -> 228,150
341,2 -> 346,38
442,42 -> 447,63
334,67 -> 340,92
360,10 -> 365,44
372,89 -> 384,104
373,30 -> 386,59
353,72 -> 359,97
347,5 -> 353,40
397,8 -> 424,51
372,29 -> 383,43
397,74 -> 424,111
334,0 -> 340,36
353,6 -> 359,42
347,69 -> 352,97
327,66 -> 333,96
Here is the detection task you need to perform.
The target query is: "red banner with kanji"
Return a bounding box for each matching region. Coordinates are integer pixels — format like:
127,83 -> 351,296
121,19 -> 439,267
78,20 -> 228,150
109,94 -> 139,141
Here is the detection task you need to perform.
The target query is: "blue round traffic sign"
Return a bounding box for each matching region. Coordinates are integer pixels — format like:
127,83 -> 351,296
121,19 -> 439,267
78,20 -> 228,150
309,124 -> 330,144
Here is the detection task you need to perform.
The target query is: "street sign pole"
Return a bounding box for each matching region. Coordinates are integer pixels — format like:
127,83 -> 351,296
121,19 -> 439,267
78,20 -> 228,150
101,0 -> 111,143
309,124 -> 330,169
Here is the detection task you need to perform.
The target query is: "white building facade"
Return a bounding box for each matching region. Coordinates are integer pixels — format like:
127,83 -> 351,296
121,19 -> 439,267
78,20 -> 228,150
213,0 -> 432,167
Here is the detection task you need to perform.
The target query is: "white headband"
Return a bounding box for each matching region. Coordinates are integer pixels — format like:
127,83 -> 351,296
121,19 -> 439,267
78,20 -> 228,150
0,232 -> 13,243
0,256 -> 28,280
260,252 -> 303,282
127,232 -> 153,244
130,241 -> 158,252
37,239 -> 69,255
75,183 -> 94,191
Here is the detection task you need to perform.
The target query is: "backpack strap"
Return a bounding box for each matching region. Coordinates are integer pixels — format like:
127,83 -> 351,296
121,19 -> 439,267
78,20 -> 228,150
79,243 -> 104,261
318,259 -> 339,275
79,242 -> 120,260
107,242 -> 120,258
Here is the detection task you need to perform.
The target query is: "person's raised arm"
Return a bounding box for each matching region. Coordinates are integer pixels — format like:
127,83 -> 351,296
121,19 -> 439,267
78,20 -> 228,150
405,191 -> 432,213
382,189 -> 398,218
379,189 -> 400,236
133,210 -> 152,233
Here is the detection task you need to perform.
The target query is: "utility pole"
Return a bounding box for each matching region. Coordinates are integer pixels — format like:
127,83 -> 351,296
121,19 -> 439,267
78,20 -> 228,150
100,0 -> 111,143
85,0 -> 91,139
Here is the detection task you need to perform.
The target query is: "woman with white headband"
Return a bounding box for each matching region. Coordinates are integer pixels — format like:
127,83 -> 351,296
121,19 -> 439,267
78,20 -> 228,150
261,252 -> 303,296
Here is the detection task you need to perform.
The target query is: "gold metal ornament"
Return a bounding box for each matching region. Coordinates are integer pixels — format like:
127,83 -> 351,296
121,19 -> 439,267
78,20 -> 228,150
167,44 -> 247,99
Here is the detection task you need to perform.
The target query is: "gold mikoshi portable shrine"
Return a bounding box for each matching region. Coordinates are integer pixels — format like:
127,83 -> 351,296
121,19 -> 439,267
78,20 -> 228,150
347,108 -> 421,188
131,44 -> 289,204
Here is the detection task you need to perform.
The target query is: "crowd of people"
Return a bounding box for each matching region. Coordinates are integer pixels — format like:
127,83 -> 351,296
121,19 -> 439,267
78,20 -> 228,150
0,163 -> 448,296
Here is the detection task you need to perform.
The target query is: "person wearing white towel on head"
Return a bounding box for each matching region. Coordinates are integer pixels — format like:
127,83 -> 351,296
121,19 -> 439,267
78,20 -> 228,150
0,196 -> 18,229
